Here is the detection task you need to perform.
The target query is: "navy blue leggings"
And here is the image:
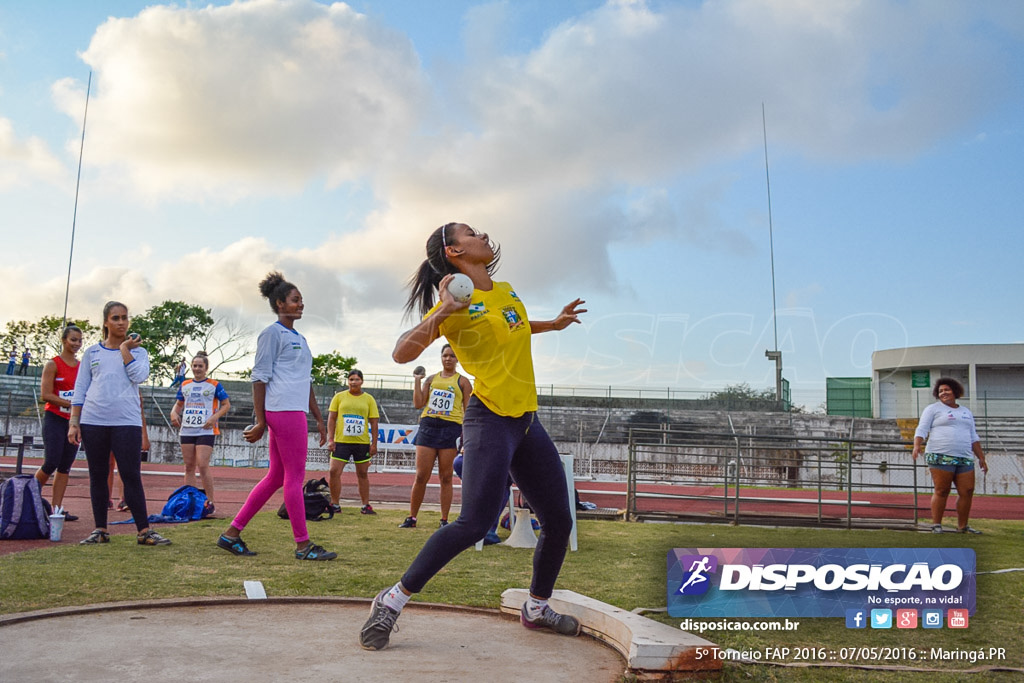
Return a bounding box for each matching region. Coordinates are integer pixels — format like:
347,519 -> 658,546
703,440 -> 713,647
401,397 -> 572,598
81,424 -> 149,532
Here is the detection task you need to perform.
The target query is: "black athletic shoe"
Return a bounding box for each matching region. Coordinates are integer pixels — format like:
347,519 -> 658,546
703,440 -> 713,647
217,534 -> 257,556
296,543 -> 337,561
398,517 -> 417,528
360,504 -> 376,515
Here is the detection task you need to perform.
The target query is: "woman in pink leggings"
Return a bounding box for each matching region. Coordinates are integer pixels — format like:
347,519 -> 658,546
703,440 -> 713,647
217,271 -> 336,561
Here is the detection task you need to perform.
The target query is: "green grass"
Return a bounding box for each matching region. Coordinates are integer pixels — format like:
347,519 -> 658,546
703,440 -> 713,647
1,511 -> 1021,681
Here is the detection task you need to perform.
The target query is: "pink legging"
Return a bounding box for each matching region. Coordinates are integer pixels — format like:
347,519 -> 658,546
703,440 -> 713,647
230,411 -> 310,543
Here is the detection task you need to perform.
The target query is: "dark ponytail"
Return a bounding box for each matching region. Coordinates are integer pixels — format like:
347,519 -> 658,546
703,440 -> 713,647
404,223 -> 459,319
402,222 -> 501,319
258,271 -> 297,313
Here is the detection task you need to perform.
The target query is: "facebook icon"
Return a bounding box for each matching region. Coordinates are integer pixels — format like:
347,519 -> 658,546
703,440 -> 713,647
845,609 -> 866,629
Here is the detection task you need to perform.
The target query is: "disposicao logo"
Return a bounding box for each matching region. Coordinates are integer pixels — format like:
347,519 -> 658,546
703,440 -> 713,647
676,555 -> 718,596
666,548 -> 976,618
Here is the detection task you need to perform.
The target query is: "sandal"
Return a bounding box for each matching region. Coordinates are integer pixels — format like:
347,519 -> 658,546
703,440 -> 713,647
217,534 -> 257,556
957,526 -> 982,534
295,542 -> 337,561
80,529 -> 110,545
137,529 -> 172,546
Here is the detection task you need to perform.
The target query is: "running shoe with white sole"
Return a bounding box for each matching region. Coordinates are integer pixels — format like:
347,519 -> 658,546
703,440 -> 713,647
520,603 -> 581,636
359,590 -> 401,650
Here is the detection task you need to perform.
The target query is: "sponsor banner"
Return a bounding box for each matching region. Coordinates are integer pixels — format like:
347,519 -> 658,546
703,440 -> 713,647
377,423 -> 419,451
667,548 -> 975,618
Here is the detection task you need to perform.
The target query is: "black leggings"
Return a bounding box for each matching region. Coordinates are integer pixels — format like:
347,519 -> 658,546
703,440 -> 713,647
401,398 -> 572,598
81,424 -> 149,532
41,411 -> 79,475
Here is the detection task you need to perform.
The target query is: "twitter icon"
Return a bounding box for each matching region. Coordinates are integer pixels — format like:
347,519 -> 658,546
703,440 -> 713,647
870,609 -> 892,629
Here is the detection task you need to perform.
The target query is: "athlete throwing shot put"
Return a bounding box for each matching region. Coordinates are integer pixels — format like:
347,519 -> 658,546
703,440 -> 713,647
360,222 -> 587,650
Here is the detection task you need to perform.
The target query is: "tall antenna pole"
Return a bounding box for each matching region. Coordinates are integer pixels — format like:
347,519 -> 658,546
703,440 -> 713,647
762,102 -> 778,352
63,71 -> 92,327
762,103 -> 783,406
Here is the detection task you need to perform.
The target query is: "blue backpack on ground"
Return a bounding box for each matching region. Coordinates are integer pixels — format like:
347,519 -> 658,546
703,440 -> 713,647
160,485 -> 211,522
111,485 -> 213,526
0,474 -> 52,540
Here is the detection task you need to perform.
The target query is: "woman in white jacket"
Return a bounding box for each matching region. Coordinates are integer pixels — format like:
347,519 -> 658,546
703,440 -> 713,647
69,301 -> 170,546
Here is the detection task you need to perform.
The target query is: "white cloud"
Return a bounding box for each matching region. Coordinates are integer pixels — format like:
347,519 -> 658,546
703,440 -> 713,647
10,0 -> 1018,376
53,0 -> 428,199
0,117 -> 69,190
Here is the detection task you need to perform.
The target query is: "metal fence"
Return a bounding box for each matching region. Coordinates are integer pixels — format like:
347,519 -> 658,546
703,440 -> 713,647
625,423 -> 925,529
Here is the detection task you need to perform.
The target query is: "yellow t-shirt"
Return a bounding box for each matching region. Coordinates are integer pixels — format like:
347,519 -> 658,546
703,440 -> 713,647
430,281 -> 536,418
419,372 -> 466,423
329,390 -> 380,444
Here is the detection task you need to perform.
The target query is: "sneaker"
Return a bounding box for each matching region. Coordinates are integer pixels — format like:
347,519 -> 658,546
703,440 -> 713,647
137,529 -> 172,546
217,534 -> 257,556
360,504 -> 376,515
520,603 -> 581,636
329,503 -> 342,514
482,531 -> 501,545
116,500 -> 129,512
203,501 -> 216,517
80,529 -> 110,545
930,524 -> 943,533
438,519 -> 449,528
63,512 -> 79,522
398,516 -> 417,528
296,542 -> 337,561
359,590 -> 401,651
957,526 -> 982,534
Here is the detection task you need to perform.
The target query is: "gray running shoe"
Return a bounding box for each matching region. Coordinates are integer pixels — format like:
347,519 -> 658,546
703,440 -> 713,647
520,603 -> 581,636
359,589 -> 401,650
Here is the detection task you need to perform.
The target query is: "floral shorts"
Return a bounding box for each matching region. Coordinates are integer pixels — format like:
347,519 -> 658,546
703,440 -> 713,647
925,453 -> 974,474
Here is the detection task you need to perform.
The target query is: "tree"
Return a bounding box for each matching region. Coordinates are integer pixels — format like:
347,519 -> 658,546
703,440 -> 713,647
192,317 -> 255,375
700,383 -> 780,411
312,351 -> 358,385
702,383 -> 777,402
130,301 -> 214,382
0,315 -> 100,361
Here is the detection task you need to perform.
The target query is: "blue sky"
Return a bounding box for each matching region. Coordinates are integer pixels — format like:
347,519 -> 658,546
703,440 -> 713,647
1,0 -> 1022,408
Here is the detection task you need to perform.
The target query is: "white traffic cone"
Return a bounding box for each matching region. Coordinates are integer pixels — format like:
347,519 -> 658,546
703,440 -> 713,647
503,508 -> 538,548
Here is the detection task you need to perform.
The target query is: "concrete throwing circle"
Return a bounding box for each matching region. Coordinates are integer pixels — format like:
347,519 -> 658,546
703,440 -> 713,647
1,599 -> 626,683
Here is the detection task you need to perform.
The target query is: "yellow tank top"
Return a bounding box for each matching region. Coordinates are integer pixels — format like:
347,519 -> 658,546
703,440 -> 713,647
431,281 -> 537,418
420,371 -> 466,423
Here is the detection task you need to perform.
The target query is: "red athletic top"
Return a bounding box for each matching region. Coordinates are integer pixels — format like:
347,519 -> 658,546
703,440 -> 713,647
45,355 -> 79,418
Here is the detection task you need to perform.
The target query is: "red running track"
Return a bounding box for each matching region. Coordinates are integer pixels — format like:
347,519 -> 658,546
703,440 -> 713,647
2,456 -> 1020,556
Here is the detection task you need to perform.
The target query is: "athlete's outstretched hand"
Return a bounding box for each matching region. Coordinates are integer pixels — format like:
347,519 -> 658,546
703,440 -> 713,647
550,299 -> 587,331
